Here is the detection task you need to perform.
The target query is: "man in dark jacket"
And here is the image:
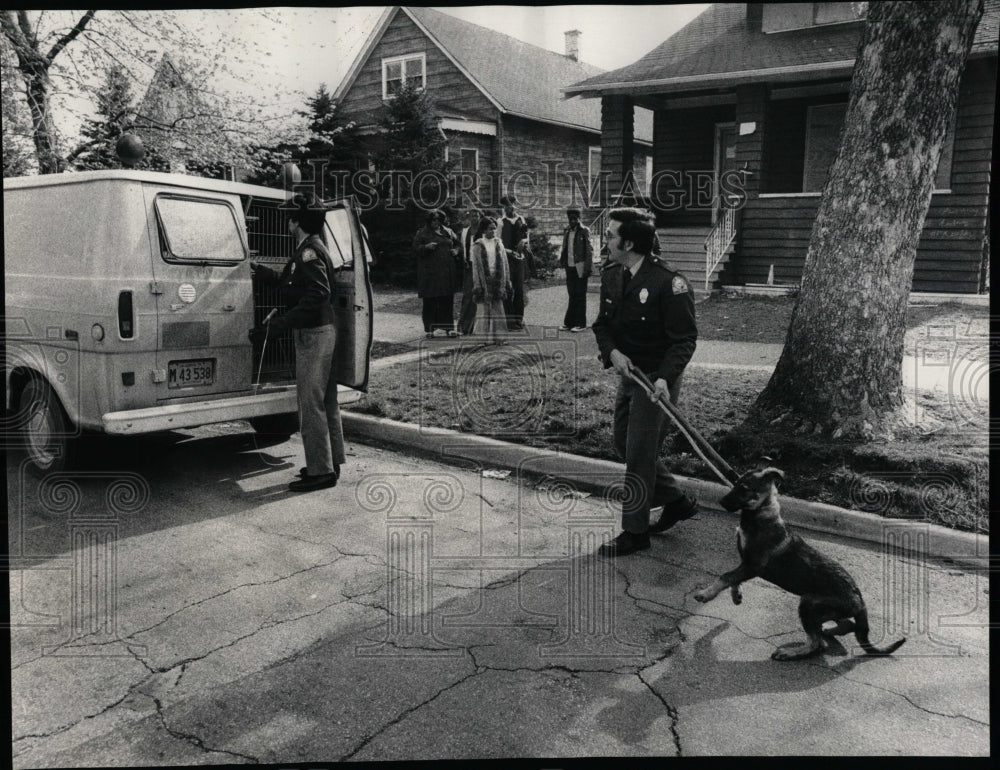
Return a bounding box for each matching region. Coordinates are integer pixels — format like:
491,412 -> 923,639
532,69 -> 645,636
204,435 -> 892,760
559,206 -> 594,331
498,196 -> 529,330
250,194 -> 344,492
592,208 -> 699,556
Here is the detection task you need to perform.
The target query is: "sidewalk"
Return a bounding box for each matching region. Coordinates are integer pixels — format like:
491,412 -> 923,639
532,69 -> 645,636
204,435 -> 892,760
372,283 -> 988,395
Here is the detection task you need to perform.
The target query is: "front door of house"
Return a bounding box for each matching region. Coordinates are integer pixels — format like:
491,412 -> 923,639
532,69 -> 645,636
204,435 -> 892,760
714,123 -> 738,224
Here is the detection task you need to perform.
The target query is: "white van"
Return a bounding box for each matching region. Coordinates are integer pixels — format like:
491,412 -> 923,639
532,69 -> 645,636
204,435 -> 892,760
3,170 -> 373,473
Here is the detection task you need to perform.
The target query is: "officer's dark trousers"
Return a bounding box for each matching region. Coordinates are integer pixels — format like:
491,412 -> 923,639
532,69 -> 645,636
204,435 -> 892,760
612,372 -> 685,533
504,255 -> 526,329
563,266 -> 589,329
422,295 -> 454,333
457,266 -> 477,335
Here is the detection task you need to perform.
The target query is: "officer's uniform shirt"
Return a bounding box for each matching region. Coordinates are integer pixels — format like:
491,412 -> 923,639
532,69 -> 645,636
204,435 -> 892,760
256,234 -> 336,332
592,255 -> 697,385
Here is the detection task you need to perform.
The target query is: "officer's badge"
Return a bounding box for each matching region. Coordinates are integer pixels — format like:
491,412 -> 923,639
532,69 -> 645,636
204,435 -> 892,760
639,288 -> 649,304
301,248 -> 318,262
672,276 -> 688,295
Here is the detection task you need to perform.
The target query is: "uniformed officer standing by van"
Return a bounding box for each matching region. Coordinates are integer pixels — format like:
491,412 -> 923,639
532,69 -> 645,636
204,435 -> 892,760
250,194 -> 345,492
592,208 -> 699,557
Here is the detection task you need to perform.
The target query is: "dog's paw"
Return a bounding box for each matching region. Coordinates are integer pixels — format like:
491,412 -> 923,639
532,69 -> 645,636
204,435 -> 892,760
771,643 -> 822,661
730,588 -> 743,605
693,589 -> 712,603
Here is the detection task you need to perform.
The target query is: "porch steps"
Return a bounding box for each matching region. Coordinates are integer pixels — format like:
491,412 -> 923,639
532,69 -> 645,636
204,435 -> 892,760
656,227 -> 731,294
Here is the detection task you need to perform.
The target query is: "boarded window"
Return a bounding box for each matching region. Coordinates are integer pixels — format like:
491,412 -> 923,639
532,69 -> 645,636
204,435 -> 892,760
461,148 -> 478,172
803,103 -> 848,193
803,100 -> 956,193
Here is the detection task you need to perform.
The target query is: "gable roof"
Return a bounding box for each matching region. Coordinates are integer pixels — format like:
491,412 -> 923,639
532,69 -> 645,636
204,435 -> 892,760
334,6 -> 653,142
565,1 -> 1000,96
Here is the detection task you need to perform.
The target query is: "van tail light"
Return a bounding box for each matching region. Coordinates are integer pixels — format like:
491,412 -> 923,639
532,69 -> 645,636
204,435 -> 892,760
118,291 -> 134,338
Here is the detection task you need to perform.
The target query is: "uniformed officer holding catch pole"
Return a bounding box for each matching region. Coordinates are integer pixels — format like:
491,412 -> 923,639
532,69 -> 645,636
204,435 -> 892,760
250,193 -> 345,492
592,208 -> 699,557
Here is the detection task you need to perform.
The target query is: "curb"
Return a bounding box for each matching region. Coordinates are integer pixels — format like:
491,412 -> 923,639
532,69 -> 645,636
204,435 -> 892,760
342,411 -> 988,571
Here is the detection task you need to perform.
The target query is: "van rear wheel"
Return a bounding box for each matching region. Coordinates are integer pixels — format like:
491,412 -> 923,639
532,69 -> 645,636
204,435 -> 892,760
19,380 -> 78,474
249,412 -> 299,440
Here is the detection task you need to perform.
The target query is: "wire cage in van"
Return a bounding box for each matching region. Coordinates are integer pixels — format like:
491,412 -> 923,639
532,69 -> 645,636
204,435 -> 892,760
245,198 -> 296,383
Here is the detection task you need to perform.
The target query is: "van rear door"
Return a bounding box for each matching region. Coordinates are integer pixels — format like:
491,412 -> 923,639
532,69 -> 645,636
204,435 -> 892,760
143,186 -> 253,400
323,199 -> 373,391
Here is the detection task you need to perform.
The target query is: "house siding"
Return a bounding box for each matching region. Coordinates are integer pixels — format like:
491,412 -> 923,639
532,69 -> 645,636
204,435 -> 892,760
652,103 -> 735,227
735,59 -> 993,292
502,114 -> 650,235
336,9 -> 496,127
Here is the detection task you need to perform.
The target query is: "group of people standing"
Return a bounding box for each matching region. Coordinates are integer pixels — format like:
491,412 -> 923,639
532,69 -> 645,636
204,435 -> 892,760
412,197 -> 532,345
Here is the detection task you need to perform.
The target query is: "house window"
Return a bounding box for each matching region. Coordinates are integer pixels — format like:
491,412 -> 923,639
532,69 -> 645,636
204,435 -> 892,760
382,53 -> 426,99
645,155 -> 654,196
460,148 -> 478,172
588,147 -> 602,192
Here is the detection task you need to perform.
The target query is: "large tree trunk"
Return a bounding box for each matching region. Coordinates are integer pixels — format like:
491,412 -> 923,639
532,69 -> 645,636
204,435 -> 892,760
754,0 -> 984,440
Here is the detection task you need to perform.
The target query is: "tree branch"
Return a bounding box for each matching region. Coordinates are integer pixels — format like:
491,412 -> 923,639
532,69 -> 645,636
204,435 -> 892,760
45,9 -> 95,64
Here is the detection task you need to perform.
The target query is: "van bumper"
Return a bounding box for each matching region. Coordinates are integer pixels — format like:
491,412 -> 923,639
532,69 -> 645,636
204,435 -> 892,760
102,388 -> 299,435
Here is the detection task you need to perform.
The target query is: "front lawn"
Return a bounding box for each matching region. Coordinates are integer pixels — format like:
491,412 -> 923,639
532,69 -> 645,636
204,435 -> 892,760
349,341 -> 988,533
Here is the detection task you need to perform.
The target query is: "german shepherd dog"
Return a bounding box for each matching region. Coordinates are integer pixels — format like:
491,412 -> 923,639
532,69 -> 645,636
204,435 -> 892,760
693,467 -> 906,661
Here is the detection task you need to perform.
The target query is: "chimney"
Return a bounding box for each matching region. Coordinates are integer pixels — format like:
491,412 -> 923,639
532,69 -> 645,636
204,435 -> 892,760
564,29 -> 581,61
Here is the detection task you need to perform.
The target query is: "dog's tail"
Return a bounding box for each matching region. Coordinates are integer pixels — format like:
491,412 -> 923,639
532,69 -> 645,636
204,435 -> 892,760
854,609 -> 906,656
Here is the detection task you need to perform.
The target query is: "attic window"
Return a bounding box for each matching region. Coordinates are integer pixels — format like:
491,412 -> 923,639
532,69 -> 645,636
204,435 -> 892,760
382,53 -> 426,99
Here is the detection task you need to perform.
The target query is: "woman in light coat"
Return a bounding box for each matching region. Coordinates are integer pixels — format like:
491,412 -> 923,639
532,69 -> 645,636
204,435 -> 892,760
470,217 -> 512,345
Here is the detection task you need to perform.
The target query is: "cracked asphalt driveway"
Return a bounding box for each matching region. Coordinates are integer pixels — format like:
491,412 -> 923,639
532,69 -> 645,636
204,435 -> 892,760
8,427 -> 989,764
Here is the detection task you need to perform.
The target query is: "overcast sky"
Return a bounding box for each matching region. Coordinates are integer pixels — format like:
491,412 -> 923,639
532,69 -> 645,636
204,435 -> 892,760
44,5 -> 710,142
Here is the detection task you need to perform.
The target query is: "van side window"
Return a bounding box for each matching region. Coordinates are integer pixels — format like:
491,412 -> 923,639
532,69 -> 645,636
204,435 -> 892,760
155,196 -> 246,264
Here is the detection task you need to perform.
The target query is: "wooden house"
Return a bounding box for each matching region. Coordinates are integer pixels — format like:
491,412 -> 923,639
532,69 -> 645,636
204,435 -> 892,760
564,2 -> 997,293
332,6 -> 654,235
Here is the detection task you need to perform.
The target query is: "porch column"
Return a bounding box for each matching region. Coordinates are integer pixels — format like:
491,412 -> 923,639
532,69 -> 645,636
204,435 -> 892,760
600,95 -> 634,207
734,84 -> 767,199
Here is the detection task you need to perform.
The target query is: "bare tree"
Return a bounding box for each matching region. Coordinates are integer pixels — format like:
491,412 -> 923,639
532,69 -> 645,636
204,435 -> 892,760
1,9 -> 296,175
2,10 -> 95,173
753,0 -> 985,441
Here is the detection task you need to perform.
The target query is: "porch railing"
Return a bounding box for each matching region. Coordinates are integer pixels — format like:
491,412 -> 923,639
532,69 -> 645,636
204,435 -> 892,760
587,206 -> 610,259
703,199 -> 740,292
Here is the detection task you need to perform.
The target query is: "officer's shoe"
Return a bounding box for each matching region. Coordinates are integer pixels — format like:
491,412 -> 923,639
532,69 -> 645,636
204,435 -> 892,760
298,465 -> 340,480
597,530 -> 650,558
289,472 -> 338,493
649,494 -> 698,534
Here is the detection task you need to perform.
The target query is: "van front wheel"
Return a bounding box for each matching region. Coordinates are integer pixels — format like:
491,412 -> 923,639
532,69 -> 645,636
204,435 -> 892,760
249,412 -> 299,440
19,380 -> 78,474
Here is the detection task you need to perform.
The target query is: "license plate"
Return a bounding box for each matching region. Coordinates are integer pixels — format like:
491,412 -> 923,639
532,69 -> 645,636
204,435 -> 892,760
168,359 -> 215,389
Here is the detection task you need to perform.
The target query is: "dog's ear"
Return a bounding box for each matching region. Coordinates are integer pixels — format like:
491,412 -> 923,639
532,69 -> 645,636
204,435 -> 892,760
761,467 -> 785,487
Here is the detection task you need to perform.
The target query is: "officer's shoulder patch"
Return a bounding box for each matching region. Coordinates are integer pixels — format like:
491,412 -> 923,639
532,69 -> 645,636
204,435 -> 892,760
301,248 -> 318,263
672,275 -> 688,295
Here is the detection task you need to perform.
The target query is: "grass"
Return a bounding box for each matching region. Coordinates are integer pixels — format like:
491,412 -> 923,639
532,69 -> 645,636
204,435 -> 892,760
353,293 -> 988,533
